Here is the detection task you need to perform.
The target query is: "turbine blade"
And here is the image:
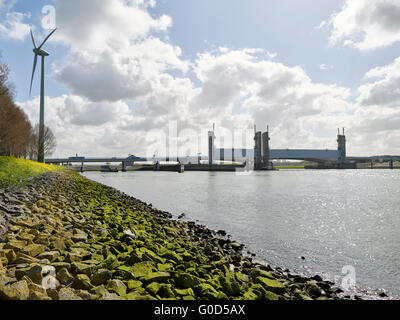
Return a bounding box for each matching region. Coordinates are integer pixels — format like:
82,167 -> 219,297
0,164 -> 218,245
30,29 -> 37,48
29,54 -> 38,96
38,28 -> 57,50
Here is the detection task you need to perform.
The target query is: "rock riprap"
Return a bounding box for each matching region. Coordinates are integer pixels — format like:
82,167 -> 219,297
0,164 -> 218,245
0,171 -> 346,300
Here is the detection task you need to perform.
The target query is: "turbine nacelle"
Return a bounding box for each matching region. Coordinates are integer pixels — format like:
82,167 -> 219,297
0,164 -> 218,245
33,48 -> 50,57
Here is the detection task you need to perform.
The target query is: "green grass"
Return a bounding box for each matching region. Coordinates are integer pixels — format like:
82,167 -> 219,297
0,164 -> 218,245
274,165 -> 305,169
0,156 -> 65,187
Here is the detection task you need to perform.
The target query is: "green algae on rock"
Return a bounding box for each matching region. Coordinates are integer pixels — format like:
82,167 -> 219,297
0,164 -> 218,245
0,164 -> 348,300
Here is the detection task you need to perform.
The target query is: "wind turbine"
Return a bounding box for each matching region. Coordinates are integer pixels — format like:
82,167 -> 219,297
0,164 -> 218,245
29,28 -> 57,163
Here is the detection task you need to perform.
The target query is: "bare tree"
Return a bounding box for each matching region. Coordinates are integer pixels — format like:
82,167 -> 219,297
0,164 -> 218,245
1,55 -> 32,158
28,124 -> 57,159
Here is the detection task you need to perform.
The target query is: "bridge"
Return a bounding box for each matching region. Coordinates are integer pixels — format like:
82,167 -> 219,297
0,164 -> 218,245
218,149 -> 341,163
46,127 -> 399,171
45,155 -> 147,172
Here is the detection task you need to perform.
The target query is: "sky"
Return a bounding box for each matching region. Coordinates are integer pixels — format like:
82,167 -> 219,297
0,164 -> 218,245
1,0 -> 400,158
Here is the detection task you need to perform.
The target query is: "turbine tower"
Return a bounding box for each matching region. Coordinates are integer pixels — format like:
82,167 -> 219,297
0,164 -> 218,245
29,28 -> 57,163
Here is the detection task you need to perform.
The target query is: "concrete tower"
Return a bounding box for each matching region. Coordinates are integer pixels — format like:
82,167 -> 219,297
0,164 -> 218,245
337,128 -> 346,167
254,126 -> 263,170
208,124 -> 216,166
262,126 -> 271,167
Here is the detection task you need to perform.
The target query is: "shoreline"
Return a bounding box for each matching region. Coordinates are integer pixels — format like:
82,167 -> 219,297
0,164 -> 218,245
0,170 -> 391,300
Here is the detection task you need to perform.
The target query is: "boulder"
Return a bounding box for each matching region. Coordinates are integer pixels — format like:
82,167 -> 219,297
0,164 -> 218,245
21,244 -> 45,257
71,262 -> 95,275
123,230 -> 136,240
99,292 -> 123,300
58,287 -> 83,300
158,284 -> 175,299
193,283 -> 219,299
305,281 -> 322,298
174,288 -> 195,297
4,239 -> 27,252
91,269 -> 113,286
28,282 -> 50,300
106,279 -> 127,296
71,230 -> 88,243
218,273 -> 242,297
175,273 -> 202,289
250,268 -> 275,281
140,272 -> 170,284
127,280 -> 143,290
0,280 -> 29,300
242,289 -> 261,300
255,277 -> 287,295
146,282 -> 161,295
72,274 -> 92,291
56,268 -> 74,285
38,251 -> 60,262
51,262 -> 72,272
132,261 -> 155,278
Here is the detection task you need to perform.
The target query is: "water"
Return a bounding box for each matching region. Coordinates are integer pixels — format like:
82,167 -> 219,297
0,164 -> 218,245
82,170 -> 400,297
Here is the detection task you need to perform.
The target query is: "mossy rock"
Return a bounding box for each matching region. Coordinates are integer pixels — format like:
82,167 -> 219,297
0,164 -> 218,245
71,262 -> 96,275
0,280 -> 29,300
157,263 -> 173,272
174,288 -> 195,297
127,280 -> 143,290
106,279 -> 127,296
125,291 -> 157,301
132,248 -> 166,264
218,272 -> 242,297
91,269 -> 112,286
140,272 -> 170,284
243,289 -> 262,300
146,282 -> 161,295
72,274 -> 93,291
99,254 -> 120,270
158,284 -> 175,299
160,251 -> 183,264
213,260 -> 230,273
115,265 -> 135,280
255,277 -> 287,295
21,244 -> 46,257
265,290 -> 280,300
4,240 -> 27,252
249,269 -> 275,281
234,272 -> 248,283
132,261 -> 155,278
193,283 -> 219,299
89,284 -> 108,298
174,273 -> 202,289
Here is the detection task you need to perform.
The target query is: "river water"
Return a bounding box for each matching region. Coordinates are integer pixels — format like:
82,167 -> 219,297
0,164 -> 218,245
82,169 -> 400,298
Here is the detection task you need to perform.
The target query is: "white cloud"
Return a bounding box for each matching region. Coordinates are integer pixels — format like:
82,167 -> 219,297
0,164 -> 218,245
12,0 -> 400,158
0,11 -> 30,41
330,0 -> 400,50
53,0 -> 172,52
320,64 -> 331,70
316,21 -> 326,30
0,0 -> 17,13
358,57 -> 400,108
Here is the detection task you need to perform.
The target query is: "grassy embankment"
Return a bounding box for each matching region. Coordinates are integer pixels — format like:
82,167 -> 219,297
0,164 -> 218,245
274,166 -> 304,169
0,156 -> 64,187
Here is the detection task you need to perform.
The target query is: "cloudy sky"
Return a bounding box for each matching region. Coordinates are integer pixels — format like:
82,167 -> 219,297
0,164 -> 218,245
1,0 -> 400,158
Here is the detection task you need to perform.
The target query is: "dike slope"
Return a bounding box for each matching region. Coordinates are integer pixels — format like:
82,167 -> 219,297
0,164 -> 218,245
0,167 -> 346,300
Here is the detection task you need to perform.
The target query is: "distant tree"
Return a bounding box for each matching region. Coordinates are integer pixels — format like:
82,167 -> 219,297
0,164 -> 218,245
0,55 -> 32,158
28,124 -> 57,159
